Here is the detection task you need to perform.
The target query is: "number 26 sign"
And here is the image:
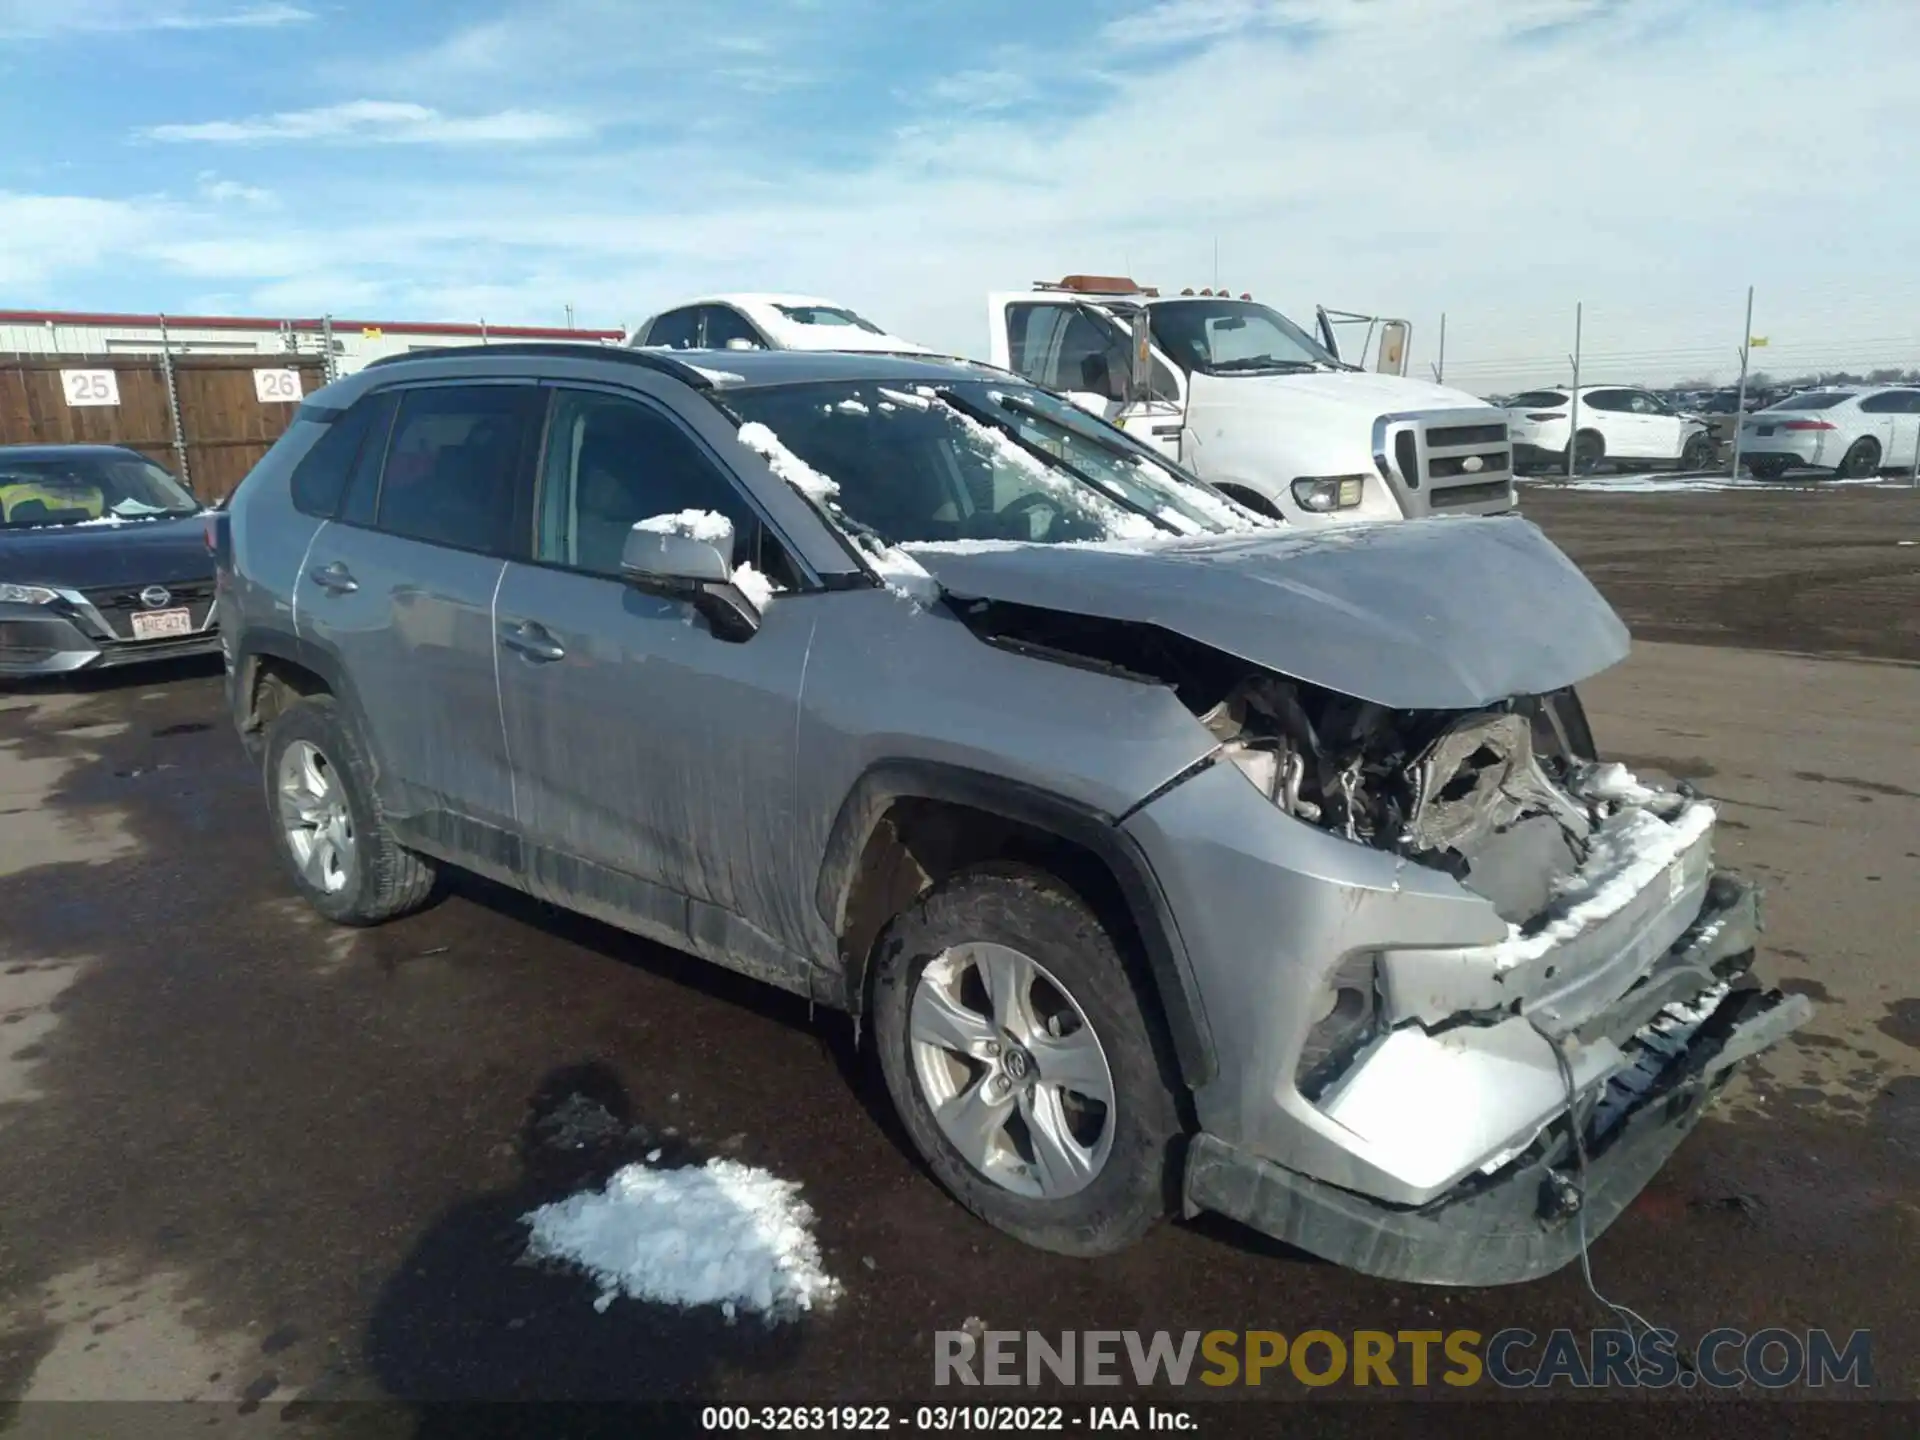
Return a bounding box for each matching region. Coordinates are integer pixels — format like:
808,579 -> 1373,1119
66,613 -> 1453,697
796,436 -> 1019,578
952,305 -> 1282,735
253,368 -> 304,403
60,369 -> 121,407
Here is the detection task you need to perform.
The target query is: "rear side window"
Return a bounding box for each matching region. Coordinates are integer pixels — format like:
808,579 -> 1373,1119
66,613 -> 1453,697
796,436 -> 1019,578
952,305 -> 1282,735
1581,389 -> 1630,412
371,385 -> 542,555
1508,391 -> 1567,408
1858,390 -> 1920,414
289,397 -> 379,517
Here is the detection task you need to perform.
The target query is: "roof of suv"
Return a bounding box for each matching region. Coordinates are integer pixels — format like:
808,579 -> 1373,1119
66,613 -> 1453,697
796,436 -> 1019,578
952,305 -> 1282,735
362,341 -> 998,391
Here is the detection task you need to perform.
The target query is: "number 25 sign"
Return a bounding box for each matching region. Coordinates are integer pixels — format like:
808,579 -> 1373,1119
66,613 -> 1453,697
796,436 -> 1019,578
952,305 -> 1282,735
60,369 -> 121,407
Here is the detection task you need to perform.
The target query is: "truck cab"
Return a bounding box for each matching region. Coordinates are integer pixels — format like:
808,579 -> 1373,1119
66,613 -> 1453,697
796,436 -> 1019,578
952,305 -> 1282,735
987,277 -> 1515,525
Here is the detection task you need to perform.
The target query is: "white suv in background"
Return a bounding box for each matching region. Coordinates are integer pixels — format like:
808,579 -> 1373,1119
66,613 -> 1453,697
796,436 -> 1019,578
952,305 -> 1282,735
1738,386 -> 1920,480
1506,385 -> 1718,474
629,293 -> 931,355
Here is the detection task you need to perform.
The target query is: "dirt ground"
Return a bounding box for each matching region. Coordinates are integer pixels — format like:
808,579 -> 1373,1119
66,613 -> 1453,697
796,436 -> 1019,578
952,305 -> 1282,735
0,487 -> 1915,1435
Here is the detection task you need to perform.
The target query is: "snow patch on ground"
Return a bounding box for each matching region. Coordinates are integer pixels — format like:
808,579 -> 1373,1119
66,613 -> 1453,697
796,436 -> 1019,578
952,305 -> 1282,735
1490,800 -> 1716,970
523,1158 -> 841,1322
636,510 -> 735,543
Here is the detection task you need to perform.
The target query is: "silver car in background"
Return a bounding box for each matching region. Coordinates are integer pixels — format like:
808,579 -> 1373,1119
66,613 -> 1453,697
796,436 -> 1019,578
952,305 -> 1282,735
213,344 -> 1807,1284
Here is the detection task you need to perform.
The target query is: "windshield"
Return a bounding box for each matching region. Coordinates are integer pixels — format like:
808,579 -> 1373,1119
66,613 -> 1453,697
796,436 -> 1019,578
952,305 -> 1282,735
1762,392 -> 1850,411
1148,298 -> 1339,375
0,453 -> 200,528
771,304 -> 885,335
724,380 -> 1261,549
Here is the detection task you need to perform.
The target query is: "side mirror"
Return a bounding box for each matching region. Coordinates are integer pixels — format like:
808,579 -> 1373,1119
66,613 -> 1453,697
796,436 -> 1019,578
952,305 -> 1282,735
1374,320 -> 1411,376
619,521 -> 761,642
725,337 -> 760,352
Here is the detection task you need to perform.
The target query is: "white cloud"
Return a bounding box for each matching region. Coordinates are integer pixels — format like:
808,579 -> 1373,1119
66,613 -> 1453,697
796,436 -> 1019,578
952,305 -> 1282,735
0,1 -> 310,39
19,0 -> 1920,392
195,171 -> 273,205
141,100 -> 589,145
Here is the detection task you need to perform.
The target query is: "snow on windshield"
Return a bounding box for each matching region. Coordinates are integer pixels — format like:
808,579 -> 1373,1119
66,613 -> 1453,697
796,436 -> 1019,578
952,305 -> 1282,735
942,406 -> 1159,542
523,1157 -> 841,1321
737,422 -> 839,503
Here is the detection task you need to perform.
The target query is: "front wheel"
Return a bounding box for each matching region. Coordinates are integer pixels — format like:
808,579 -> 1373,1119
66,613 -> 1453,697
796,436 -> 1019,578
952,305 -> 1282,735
1569,430 -> 1606,474
871,867 -> 1182,1257
1680,432 -> 1716,471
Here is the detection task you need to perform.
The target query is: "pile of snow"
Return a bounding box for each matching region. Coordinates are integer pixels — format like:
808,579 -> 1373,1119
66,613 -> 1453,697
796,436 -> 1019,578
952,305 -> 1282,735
523,1158 -> 841,1322
636,510 -> 734,543
730,563 -> 776,609
736,422 -> 839,504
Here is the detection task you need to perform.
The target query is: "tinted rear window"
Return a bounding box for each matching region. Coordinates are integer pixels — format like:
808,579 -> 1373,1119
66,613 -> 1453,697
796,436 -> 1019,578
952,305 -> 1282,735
1508,391 -> 1567,407
1763,392 -> 1850,411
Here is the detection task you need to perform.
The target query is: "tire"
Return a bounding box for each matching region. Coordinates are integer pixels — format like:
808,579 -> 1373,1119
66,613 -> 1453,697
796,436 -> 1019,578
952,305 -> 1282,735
871,865 -> 1182,1257
1837,437 -> 1881,480
1747,457 -> 1790,481
1569,430 -> 1605,474
262,694 -> 436,925
1680,432 -> 1716,471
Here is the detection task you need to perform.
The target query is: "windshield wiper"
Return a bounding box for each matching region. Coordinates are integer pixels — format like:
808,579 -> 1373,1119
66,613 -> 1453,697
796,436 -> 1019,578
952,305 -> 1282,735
1208,356 -> 1320,373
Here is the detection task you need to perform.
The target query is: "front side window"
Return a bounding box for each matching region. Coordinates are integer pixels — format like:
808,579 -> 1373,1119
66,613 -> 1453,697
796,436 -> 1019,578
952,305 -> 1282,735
372,385 -> 540,555
1004,303 -> 1177,403
1580,390 -> 1628,412
724,379 -> 1254,550
0,452 -> 199,528
1146,299 -> 1337,375
535,389 -> 794,584
644,309 -> 702,350
700,306 -> 768,351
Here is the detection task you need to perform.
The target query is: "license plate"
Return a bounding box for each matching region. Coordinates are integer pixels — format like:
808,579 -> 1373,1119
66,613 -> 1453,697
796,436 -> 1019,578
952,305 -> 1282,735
1757,425 -> 1774,436
131,607 -> 193,639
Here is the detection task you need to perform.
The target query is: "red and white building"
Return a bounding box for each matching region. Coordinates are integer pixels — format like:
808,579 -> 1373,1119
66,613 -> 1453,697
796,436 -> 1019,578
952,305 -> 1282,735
0,309 -> 623,376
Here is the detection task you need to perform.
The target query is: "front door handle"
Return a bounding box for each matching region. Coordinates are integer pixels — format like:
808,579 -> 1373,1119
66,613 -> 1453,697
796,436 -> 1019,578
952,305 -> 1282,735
499,621 -> 565,663
308,561 -> 358,595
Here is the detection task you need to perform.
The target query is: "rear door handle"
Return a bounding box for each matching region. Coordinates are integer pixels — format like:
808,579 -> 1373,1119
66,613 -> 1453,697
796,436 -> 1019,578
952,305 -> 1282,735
308,561 -> 358,595
500,621 -> 565,663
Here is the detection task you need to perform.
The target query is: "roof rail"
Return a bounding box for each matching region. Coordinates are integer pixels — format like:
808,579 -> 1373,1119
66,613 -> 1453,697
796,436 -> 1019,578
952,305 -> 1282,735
361,341 -> 713,388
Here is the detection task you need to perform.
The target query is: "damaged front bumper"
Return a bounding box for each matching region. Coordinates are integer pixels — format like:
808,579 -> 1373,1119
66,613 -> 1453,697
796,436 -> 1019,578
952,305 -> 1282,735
1181,872 -> 1812,1285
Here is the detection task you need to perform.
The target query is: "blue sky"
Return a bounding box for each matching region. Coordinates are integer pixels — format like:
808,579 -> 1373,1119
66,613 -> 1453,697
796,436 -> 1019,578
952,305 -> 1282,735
3,0 -> 1917,389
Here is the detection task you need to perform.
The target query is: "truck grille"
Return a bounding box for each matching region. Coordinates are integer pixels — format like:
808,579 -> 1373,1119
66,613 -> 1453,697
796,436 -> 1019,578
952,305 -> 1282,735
1377,411 -> 1517,515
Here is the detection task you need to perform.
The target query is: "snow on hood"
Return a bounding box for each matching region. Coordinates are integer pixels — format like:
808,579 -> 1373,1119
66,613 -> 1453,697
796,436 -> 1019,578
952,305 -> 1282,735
1193,368 -> 1494,414
903,516 -> 1631,710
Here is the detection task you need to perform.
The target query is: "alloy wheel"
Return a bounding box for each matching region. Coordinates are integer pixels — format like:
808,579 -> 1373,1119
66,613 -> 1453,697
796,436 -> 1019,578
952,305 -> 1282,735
908,942 -> 1116,1199
276,739 -> 355,894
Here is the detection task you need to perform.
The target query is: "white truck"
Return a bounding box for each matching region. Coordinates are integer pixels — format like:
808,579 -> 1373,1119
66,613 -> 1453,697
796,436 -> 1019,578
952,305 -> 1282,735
986,276 -> 1515,524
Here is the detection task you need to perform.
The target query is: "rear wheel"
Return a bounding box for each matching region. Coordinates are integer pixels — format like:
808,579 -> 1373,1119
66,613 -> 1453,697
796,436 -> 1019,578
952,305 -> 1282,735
1837,437 -> 1881,479
871,866 -> 1181,1257
1680,431 -> 1716,471
1569,430 -> 1605,474
263,695 -> 436,925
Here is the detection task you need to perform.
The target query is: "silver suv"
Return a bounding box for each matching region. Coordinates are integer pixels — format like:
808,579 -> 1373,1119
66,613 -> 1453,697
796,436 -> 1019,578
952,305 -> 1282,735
214,344 -> 1807,1282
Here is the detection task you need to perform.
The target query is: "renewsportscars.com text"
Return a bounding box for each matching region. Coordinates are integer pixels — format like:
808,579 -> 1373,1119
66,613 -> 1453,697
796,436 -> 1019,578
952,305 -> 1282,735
934,1327 -> 1874,1391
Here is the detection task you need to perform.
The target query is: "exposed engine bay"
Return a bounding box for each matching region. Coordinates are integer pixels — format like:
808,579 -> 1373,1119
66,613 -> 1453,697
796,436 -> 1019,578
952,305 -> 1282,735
956,599 -> 1694,927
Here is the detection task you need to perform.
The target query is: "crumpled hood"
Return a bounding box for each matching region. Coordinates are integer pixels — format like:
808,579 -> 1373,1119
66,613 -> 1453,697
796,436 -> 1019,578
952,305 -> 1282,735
0,513 -> 213,589
904,516 -> 1630,710
1192,368 -> 1494,415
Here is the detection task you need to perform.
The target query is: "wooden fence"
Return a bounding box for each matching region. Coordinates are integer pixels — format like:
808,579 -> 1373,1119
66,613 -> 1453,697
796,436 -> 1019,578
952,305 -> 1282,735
0,353 -> 327,501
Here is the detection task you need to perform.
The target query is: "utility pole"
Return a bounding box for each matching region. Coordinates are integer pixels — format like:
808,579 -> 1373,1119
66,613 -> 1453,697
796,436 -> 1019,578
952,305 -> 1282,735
1432,312 -> 1447,384
1565,302 -> 1583,479
1729,285 -> 1754,479
564,303 -> 575,330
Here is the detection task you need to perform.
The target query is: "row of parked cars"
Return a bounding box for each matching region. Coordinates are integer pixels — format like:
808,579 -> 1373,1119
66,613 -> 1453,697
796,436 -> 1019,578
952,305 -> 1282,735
1495,381 -> 1920,479
2,299 -> 1810,1287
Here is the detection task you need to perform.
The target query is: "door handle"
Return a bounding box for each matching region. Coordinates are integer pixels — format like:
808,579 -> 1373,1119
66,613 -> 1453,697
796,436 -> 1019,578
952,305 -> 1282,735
308,561 -> 358,595
500,621 -> 565,663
